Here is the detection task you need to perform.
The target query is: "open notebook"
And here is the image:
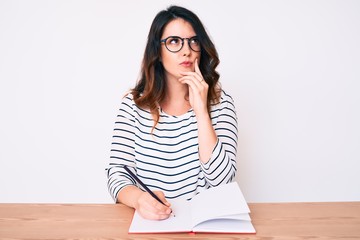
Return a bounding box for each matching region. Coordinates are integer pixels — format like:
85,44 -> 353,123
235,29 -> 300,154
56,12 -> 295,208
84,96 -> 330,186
128,182 -> 256,233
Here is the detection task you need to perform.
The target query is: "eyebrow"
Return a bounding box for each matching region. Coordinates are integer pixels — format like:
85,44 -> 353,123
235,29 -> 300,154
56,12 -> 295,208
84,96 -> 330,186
162,35 -> 198,39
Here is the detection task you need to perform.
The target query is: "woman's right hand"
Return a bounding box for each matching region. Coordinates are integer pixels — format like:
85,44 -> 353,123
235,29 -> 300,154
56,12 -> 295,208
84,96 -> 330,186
134,190 -> 172,220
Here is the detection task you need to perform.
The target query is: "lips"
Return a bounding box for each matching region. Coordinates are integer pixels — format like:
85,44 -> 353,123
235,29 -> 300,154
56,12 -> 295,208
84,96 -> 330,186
180,61 -> 192,67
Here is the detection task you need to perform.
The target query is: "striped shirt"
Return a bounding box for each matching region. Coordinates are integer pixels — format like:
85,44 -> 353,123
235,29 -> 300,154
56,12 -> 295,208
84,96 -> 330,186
106,90 -> 238,202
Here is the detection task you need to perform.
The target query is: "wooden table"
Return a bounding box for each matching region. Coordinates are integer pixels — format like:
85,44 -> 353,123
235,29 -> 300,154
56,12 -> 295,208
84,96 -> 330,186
0,202 -> 359,239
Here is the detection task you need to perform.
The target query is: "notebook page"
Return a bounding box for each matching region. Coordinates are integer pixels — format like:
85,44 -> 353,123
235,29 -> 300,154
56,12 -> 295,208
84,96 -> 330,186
190,182 -> 250,227
128,198 -> 192,233
192,218 -> 256,233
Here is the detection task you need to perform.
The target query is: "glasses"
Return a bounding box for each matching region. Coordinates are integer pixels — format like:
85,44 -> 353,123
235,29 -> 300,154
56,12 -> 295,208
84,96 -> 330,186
160,36 -> 201,53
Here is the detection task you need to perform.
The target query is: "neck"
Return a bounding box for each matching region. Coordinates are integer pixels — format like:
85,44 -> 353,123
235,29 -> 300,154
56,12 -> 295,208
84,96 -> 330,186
160,78 -> 191,116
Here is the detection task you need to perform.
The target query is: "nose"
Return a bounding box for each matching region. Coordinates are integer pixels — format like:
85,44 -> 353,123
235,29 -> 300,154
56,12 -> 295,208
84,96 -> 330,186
181,39 -> 191,56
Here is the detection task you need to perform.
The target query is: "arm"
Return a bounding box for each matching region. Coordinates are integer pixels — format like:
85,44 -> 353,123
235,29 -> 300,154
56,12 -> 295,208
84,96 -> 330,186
200,93 -> 238,186
179,61 -> 238,186
179,59 -> 217,163
105,95 -> 171,220
106,95 -> 137,202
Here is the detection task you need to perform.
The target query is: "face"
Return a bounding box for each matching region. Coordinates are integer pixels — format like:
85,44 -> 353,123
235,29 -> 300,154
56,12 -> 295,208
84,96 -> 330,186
160,18 -> 201,81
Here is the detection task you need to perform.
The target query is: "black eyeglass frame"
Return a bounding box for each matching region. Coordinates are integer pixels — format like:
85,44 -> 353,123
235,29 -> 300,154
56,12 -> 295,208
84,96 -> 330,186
160,36 -> 201,53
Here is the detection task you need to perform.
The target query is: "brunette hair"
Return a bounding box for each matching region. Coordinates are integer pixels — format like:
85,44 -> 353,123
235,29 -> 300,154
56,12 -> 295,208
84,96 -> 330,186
131,5 -> 221,129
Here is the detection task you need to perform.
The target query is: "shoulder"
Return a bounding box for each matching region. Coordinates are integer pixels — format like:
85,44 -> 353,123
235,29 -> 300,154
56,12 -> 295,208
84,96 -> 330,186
122,91 -> 134,102
118,92 -> 135,110
118,92 -> 152,118
220,89 -> 234,101
210,89 -> 236,114
218,89 -> 236,108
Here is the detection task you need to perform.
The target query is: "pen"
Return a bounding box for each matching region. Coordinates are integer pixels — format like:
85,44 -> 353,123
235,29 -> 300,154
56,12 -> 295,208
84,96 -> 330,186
123,165 -> 174,216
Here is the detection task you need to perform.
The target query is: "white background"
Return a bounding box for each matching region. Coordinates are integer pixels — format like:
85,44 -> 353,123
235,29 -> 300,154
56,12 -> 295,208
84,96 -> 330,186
1,0 -> 359,203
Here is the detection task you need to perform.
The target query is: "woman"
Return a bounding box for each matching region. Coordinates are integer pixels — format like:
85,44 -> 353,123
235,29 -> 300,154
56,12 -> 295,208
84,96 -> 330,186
106,5 -> 238,220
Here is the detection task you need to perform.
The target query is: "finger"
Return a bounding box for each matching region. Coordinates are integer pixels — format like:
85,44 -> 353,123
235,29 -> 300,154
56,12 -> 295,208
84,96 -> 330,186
139,208 -> 171,220
180,71 -> 203,82
179,76 -> 205,90
152,191 -> 168,206
180,71 -> 206,86
152,191 -> 172,213
194,58 -> 202,77
179,72 -> 204,83
142,197 -> 171,216
153,212 -> 171,220
194,58 -> 205,83
154,191 -> 171,207
157,213 -> 171,220
179,77 -> 201,91
137,192 -> 172,220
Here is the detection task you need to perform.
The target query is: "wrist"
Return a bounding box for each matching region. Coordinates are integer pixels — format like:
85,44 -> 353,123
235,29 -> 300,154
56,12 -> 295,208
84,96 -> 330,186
118,185 -> 144,210
195,110 -> 211,122
132,189 -> 144,210
192,103 -> 208,117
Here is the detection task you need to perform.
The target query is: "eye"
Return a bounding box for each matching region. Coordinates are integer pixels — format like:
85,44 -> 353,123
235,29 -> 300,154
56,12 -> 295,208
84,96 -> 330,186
167,37 -> 181,45
190,37 -> 200,46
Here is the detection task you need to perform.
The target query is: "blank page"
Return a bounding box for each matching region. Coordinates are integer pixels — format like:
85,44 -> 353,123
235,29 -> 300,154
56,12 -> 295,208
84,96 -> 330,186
190,182 -> 250,227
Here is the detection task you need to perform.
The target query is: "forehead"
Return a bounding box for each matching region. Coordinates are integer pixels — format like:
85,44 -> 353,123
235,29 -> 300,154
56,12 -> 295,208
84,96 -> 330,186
161,18 -> 196,38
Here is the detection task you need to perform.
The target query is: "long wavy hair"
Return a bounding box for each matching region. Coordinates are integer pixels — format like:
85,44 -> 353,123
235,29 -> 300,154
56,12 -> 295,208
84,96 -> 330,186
131,5 -> 221,130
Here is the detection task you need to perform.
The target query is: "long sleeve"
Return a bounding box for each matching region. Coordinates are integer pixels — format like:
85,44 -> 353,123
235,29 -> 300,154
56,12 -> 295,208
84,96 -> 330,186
106,95 -> 137,202
200,92 -> 238,186
105,91 -> 239,202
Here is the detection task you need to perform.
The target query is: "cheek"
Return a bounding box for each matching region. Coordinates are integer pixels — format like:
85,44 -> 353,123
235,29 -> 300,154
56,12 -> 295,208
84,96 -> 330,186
196,52 -> 201,62
161,53 -> 177,71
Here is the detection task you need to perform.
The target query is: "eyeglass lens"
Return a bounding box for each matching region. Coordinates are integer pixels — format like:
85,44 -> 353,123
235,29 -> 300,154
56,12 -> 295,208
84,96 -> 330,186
164,37 -> 200,53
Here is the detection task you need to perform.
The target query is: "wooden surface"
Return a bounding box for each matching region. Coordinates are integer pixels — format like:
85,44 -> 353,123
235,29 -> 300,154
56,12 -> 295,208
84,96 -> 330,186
0,202 -> 359,239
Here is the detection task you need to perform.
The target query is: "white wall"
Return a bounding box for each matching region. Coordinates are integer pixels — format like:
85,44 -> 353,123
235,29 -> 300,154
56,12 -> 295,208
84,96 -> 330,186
0,0 -> 359,203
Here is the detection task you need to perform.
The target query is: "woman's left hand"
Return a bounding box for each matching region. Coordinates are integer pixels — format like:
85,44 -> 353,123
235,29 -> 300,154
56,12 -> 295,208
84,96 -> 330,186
179,58 -> 208,115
